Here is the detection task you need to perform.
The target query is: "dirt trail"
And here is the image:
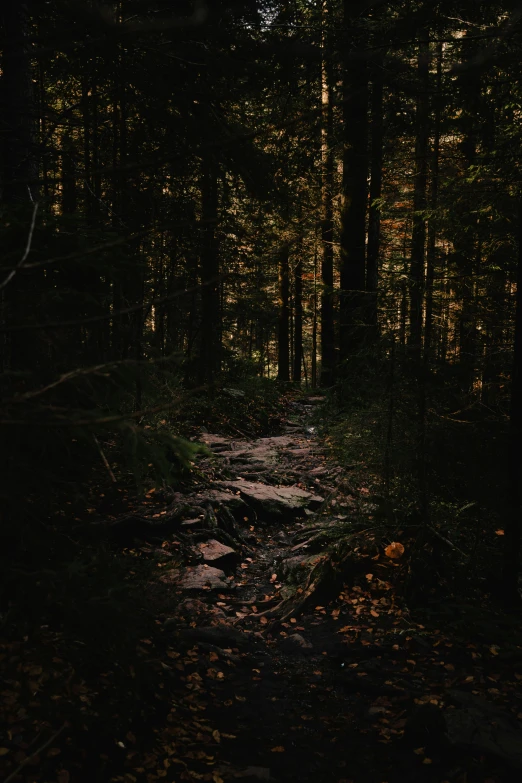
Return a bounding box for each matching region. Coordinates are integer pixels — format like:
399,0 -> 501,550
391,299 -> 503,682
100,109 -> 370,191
4,396 -> 520,783
121,395 -> 522,783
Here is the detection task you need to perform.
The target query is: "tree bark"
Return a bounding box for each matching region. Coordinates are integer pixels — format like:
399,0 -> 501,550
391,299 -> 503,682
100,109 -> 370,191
293,254 -> 303,383
503,194 -> 522,602
408,32 -> 430,350
0,2 -> 39,375
339,0 -> 368,365
366,57 -> 384,330
199,152 -> 220,386
277,244 -> 290,382
320,0 -> 336,386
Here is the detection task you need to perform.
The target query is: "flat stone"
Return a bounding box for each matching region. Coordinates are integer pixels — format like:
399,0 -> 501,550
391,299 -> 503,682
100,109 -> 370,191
163,564 -> 233,591
286,447 -> 311,457
196,538 -> 238,570
218,480 -> 323,520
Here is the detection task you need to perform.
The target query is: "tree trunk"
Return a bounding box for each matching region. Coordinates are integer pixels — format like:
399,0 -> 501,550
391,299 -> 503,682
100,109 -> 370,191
418,38 -> 441,519
408,32 -> 430,350
1,2 -> 39,375
320,0 -> 336,386
293,254 -> 303,383
312,240 -> 318,388
199,152 -> 220,386
503,194 -> 522,602
277,244 -> 290,382
366,57 -> 384,330
339,0 -> 368,365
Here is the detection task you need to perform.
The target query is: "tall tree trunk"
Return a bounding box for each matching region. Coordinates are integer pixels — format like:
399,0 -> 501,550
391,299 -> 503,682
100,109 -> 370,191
408,32 -> 430,349
293,254 -> 303,383
1,2 -> 36,203
320,0 -> 336,386
366,57 -> 384,330
339,1 -> 368,365
199,152 -> 220,386
277,244 -> 290,382
424,40 -> 442,361
455,34 -> 481,395
1,2 -> 39,376
312,240 -> 318,388
418,38 -> 441,519
503,194 -> 522,602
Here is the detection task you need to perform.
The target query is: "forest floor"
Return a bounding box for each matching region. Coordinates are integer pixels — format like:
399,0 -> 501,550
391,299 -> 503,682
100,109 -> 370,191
2,393 -> 522,783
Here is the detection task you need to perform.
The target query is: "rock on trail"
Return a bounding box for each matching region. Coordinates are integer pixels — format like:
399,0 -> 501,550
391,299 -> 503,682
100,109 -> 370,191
217,480 -> 323,520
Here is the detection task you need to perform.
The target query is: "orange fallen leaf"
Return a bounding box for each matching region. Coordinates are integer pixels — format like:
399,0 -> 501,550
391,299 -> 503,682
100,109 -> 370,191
271,746 -> 285,752
384,542 -> 405,559
212,730 -> 221,743
495,529 -> 505,536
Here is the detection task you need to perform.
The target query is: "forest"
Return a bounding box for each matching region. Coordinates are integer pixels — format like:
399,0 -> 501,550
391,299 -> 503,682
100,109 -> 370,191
2,1 -> 522,782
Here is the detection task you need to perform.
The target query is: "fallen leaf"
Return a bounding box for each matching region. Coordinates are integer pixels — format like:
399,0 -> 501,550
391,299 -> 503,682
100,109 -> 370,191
212,730 -> 221,743
384,542 -> 405,559
271,746 -> 285,752
0,748 -> 9,756
495,529 -> 505,536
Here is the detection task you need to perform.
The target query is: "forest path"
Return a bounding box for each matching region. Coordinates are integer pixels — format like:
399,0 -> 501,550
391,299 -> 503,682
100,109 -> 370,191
5,397 -> 521,783
148,394 -> 392,783
133,394 -> 522,783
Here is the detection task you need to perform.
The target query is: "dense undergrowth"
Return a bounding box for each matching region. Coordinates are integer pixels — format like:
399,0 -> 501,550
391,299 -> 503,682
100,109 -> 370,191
312,345 -> 513,617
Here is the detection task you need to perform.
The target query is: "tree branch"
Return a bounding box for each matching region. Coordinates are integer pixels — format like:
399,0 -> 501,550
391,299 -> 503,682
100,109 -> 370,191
0,202 -> 39,292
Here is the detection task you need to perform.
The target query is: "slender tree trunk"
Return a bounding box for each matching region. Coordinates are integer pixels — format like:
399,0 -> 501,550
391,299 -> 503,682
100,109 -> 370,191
293,255 -> 303,383
1,2 -> 39,375
1,2 -> 36,203
418,39 -> 441,519
339,1 -> 368,365
503,194 -> 522,602
366,57 -> 384,330
408,32 -> 430,349
312,241 -> 318,388
424,40 -> 442,361
277,244 -> 290,382
320,0 -> 336,386
199,152 -> 220,386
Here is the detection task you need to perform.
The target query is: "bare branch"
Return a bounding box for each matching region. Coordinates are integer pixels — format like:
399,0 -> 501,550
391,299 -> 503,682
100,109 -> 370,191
0,202 -> 39,292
